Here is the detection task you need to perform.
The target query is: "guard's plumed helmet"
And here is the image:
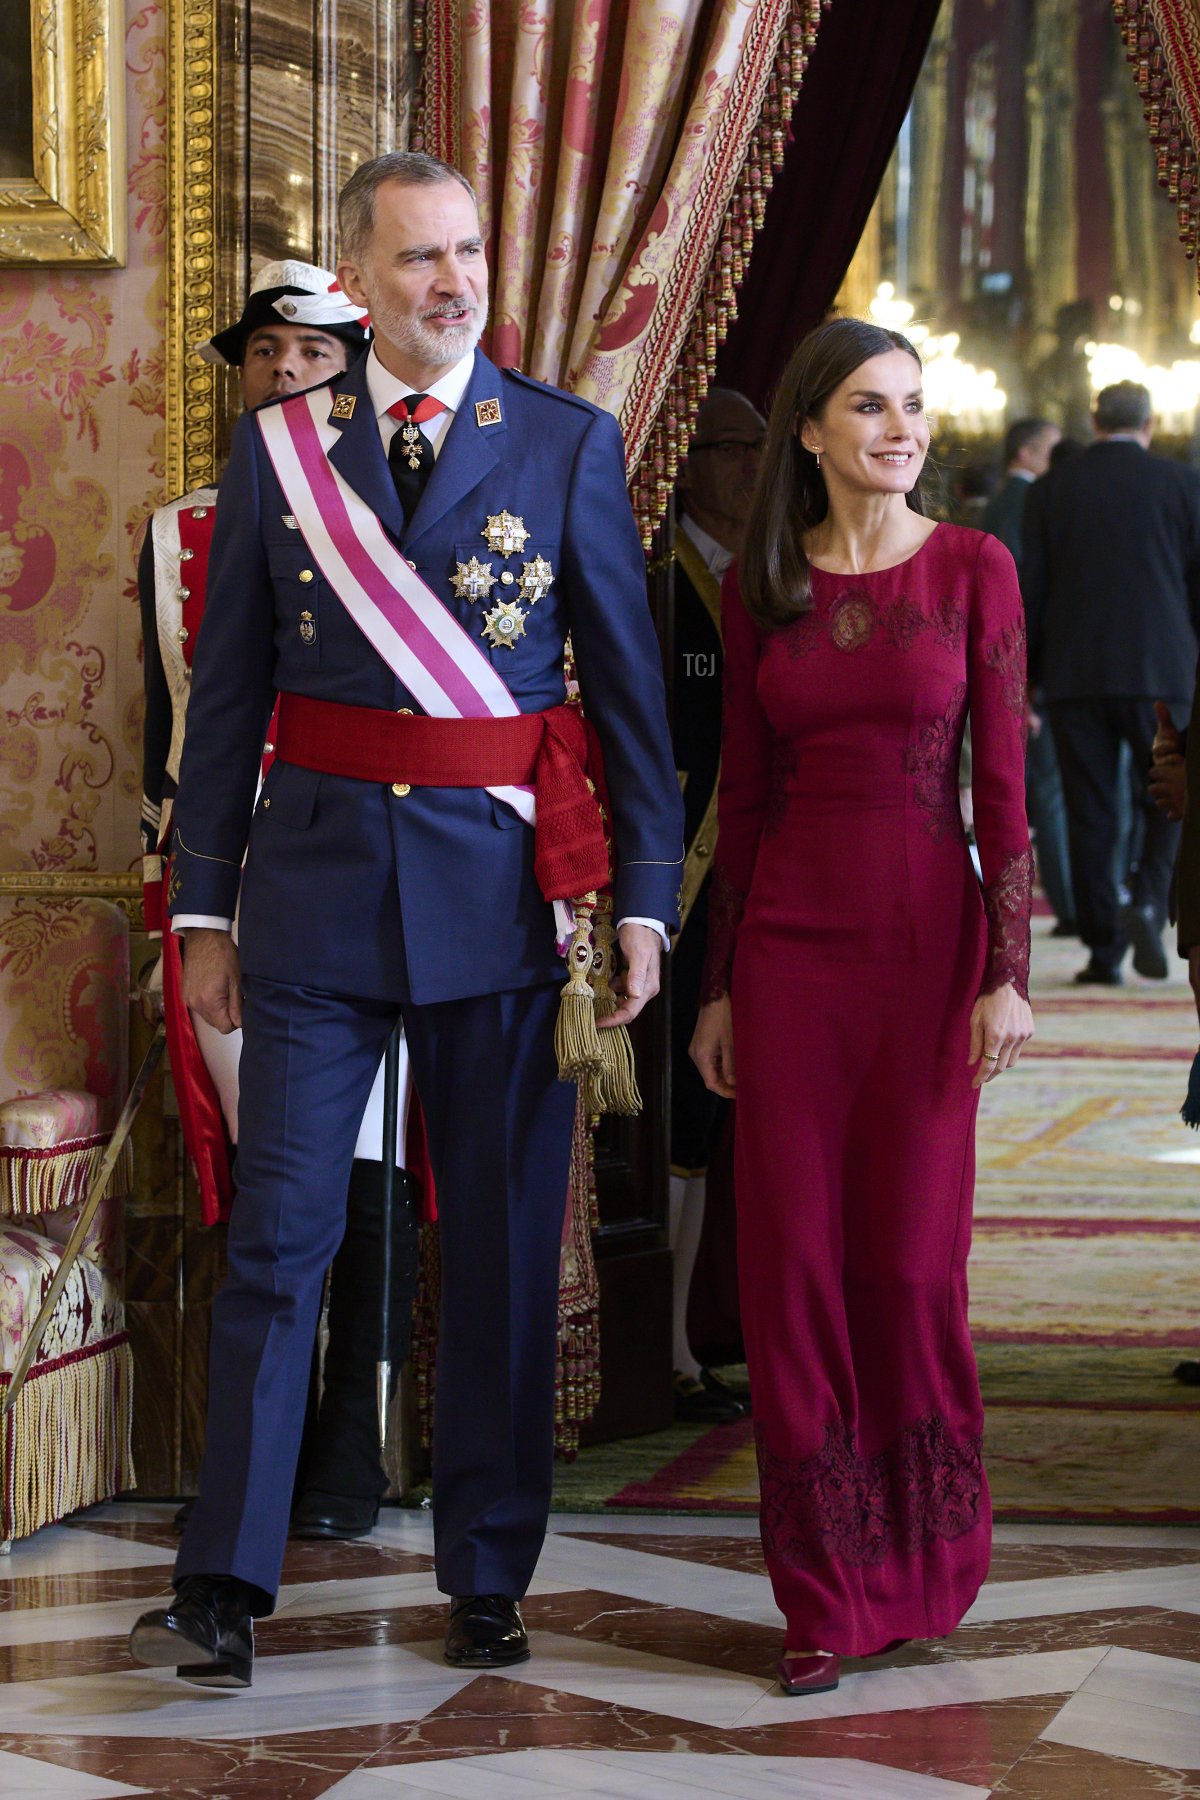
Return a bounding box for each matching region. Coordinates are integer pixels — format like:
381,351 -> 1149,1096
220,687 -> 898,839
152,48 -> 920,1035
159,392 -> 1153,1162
198,259 -> 370,367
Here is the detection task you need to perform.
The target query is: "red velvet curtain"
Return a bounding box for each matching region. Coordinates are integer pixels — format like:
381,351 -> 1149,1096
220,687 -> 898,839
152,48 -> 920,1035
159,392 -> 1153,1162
716,0 -> 943,411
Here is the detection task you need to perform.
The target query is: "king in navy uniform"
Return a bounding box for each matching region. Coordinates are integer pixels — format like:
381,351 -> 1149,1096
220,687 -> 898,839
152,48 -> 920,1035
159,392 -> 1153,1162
130,151 -> 683,1685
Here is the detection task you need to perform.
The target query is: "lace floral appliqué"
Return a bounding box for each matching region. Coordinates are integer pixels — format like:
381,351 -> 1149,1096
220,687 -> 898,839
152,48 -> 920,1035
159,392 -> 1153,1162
699,864 -> 747,1003
981,844 -> 1033,999
780,608 -> 823,661
757,1413 -> 985,1571
984,619 -> 1028,721
904,684 -> 967,841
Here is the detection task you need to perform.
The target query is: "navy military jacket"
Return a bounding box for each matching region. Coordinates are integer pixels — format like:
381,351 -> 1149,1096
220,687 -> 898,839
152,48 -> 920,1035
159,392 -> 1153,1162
168,348 -> 684,1004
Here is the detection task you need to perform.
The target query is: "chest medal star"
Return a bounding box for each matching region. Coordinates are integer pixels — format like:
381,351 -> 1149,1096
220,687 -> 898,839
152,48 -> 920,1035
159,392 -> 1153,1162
483,511 -> 529,558
518,555 -> 554,604
451,555 -> 496,603
482,600 -> 528,650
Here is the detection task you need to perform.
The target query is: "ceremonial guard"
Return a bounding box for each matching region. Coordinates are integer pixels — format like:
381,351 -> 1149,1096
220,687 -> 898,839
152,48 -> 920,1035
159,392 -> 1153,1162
130,152 -> 683,1686
139,262 -> 420,1541
669,390 -> 763,1421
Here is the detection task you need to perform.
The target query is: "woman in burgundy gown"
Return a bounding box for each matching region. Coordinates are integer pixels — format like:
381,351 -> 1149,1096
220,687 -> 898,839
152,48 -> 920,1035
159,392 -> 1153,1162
691,318 -> 1034,1695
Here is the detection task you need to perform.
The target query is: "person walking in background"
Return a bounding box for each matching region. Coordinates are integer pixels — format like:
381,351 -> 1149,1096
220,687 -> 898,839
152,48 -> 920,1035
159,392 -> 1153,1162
669,387 -> 764,1424
983,418 -> 1074,938
1023,380 -> 1200,984
690,318 -> 1033,1697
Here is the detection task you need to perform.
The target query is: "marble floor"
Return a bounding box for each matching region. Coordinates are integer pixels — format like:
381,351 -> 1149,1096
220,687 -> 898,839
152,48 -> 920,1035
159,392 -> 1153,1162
1,1508 -> 1199,1796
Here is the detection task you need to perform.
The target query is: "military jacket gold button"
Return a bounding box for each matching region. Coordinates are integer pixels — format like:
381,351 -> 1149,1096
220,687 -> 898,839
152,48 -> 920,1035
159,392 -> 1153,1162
391,782 -> 410,798
262,796 -> 271,809
406,559 -> 417,570
298,569 -> 314,584
192,507 -> 209,519
179,587 -> 190,600
178,626 -> 189,643
180,548 -> 194,561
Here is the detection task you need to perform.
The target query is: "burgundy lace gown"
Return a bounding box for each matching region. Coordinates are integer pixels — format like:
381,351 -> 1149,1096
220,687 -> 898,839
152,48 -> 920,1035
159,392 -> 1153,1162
703,523 -> 1032,1655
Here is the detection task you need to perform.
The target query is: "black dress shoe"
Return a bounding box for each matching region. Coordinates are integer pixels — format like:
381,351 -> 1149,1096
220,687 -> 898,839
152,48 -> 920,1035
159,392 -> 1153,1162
129,1574 -> 255,1688
701,1367 -> 752,1411
1124,903 -> 1169,980
1074,958 -> 1123,987
444,1595 -> 529,1668
1174,1359 -> 1200,1386
673,1370 -> 743,1423
1049,918 -> 1078,938
291,1490 -> 380,1540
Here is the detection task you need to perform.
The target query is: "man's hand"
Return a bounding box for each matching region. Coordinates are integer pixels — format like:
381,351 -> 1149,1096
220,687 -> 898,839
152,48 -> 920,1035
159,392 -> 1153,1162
690,996 -> 735,1098
1151,700 -> 1187,820
600,923 -> 662,1029
181,928 -> 243,1033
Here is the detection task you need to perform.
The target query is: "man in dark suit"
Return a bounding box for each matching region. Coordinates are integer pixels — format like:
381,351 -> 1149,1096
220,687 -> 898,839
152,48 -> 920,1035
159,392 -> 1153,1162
1023,380 -> 1200,984
129,151 -> 683,1687
982,418 -> 1074,938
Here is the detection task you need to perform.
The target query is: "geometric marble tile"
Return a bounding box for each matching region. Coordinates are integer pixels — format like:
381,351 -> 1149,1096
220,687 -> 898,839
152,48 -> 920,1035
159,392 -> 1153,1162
0,1527 -> 175,1582
0,1572 -> 571,1652
0,1645 -> 476,1740
964,1564 -> 1200,1623
0,1752 -> 148,1798
1041,1647 -> 1200,1769
499,1636 -> 1105,1730
317,1749 -> 992,1798
528,1535 -> 779,1627
731,1646 -> 1108,1727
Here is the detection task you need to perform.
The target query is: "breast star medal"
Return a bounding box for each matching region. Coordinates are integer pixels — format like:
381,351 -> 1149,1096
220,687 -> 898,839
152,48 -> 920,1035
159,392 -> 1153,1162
483,511 -> 529,558
451,555 -> 496,603
482,600 -> 528,650
518,555 -> 554,605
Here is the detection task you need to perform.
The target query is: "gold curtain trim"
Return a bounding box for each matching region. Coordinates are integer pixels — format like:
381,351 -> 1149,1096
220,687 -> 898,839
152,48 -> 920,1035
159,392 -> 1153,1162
415,2 -> 833,545
1114,0 -> 1200,274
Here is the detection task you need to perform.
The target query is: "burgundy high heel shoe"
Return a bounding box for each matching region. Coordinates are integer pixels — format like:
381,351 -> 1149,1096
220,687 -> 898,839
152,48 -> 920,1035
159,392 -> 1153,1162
776,1649 -> 841,1695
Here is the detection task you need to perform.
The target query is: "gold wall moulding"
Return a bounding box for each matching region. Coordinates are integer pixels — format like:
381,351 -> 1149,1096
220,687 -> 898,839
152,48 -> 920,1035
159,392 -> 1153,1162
0,871 -> 143,930
165,0 -> 220,500
0,0 -> 127,266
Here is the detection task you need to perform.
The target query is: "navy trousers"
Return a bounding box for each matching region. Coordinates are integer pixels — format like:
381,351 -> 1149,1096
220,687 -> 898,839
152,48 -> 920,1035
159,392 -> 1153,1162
175,974 -> 575,1609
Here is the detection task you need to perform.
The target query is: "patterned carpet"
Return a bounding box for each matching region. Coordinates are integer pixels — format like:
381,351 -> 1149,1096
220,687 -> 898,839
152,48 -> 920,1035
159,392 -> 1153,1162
554,919 -> 1200,1521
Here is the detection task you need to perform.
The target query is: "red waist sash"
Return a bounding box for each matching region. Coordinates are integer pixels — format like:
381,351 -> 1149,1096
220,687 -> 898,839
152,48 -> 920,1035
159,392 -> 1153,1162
274,691 -> 612,903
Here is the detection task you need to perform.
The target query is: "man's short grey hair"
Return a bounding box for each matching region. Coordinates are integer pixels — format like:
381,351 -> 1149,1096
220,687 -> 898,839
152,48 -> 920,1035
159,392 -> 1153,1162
1095,380 -> 1152,433
338,152 -> 478,262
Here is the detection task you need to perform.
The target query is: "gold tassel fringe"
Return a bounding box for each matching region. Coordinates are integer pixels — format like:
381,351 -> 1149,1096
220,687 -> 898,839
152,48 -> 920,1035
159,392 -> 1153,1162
0,1138 -> 133,1220
1114,1 -> 1200,273
0,1337 -> 135,1543
555,894 -> 604,1083
585,897 -> 642,1117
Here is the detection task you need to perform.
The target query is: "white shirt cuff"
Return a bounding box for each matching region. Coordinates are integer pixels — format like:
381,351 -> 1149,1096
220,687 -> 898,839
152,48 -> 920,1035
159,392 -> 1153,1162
616,916 -> 669,951
172,915 -> 234,934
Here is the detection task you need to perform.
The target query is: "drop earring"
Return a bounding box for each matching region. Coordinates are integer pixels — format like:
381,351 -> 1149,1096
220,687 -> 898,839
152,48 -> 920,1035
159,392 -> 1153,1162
815,451 -> 822,470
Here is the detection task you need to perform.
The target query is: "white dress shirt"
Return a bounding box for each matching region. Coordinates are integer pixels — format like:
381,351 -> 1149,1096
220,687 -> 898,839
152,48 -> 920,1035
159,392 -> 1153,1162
678,512 -> 735,579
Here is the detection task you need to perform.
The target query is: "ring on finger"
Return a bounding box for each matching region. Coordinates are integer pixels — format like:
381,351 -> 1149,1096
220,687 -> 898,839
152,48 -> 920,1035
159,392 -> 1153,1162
983,1052 -> 1001,1062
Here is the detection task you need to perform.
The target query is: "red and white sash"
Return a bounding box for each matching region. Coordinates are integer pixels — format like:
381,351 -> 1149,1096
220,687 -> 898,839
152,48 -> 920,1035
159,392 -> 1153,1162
256,386 -> 535,826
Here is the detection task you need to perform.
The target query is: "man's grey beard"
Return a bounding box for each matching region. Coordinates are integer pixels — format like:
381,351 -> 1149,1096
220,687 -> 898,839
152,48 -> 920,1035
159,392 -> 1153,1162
370,293 -> 486,368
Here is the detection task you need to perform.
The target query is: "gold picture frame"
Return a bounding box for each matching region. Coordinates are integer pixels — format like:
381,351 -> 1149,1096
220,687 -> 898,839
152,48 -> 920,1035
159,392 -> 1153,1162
0,0 -> 128,267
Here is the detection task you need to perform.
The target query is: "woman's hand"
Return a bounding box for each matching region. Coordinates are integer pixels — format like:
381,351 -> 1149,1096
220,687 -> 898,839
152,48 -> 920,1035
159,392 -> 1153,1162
969,982 -> 1034,1088
690,996 -> 736,1098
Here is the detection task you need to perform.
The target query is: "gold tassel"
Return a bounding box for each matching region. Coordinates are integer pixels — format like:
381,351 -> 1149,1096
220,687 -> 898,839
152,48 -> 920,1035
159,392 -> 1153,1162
555,894 -> 604,1083
585,896 -> 642,1116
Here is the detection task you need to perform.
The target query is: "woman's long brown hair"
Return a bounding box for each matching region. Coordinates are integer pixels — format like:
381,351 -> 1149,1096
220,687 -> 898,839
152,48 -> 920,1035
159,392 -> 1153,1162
740,317 -> 928,630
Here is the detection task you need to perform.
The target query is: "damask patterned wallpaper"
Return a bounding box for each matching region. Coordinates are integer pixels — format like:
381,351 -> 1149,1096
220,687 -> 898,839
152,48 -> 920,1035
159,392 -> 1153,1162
0,3 -> 166,875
